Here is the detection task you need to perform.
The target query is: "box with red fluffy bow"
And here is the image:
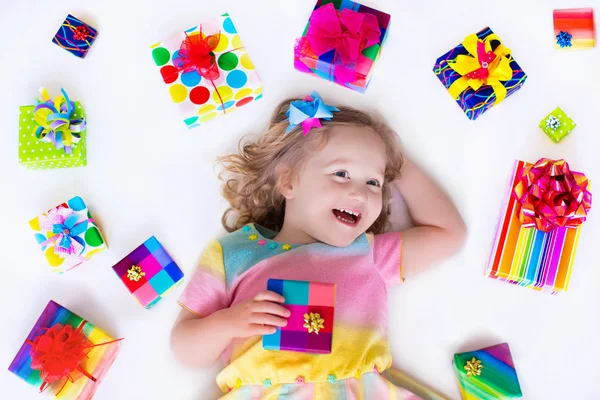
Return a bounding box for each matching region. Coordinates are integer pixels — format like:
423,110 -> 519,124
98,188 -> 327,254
294,0 -> 391,93
150,12 -> 262,129
8,300 -> 122,399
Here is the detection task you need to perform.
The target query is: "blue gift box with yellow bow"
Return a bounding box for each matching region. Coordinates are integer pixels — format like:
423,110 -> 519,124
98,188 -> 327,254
433,27 -> 527,120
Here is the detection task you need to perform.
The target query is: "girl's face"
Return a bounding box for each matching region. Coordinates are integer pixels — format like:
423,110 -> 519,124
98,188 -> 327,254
283,125 -> 388,247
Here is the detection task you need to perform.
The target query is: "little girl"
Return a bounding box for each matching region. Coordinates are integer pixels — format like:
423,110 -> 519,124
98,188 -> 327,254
171,92 -> 466,399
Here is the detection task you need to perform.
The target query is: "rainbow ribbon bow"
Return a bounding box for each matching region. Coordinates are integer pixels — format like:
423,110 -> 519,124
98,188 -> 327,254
33,87 -> 86,154
447,33 -> 513,104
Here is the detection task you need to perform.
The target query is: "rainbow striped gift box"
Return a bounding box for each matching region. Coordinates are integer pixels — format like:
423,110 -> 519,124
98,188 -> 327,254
553,8 -> 596,50
8,300 -> 121,399
486,160 -> 589,294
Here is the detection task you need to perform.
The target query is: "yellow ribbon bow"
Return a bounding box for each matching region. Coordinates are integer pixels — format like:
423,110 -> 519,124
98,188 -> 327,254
447,33 -> 513,104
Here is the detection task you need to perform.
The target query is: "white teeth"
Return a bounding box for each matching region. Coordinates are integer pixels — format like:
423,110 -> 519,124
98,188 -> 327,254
336,216 -> 355,224
336,208 -> 360,217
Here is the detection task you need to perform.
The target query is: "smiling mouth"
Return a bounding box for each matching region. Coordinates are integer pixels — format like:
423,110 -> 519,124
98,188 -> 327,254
332,208 -> 362,226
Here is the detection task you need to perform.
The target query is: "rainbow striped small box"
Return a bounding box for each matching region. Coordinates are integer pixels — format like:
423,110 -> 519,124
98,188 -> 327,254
112,236 -> 184,309
53,14 -> 98,58
8,300 -> 121,399
553,8 -> 596,50
453,343 -> 522,399
486,160 -> 586,294
263,279 -> 335,354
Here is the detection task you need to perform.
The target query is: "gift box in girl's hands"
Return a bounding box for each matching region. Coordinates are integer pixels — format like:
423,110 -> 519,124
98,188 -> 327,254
19,87 -> 87,170
112,236 -> 184,309
453,342 -> 522,399
29,196 -> 107,274
150,13 -> 262,129
433,27 -> 527,120
263,279 -> 335,354
8,300 -> 122,399
486,159 -> 592,294
294,0 -> 391,93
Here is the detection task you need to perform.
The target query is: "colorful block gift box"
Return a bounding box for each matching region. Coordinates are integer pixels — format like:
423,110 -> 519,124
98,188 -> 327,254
487,159 -> 592,294
453,343 -> 522,399
8,300 -> 122,399
150,13 -> 262,129
112,236 -> 184,309
19,87 -> 87,170
539,107 -> 576,143
263,279 -> 335,354
554,8 -> 595,50
294,1 -> 391,93
433,27 -> 527,120
30,196 -> 107,274
53,14 -> 98,58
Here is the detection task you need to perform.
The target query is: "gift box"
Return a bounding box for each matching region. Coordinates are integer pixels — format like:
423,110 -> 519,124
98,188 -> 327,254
486,159 -> 592,294
150,13 -> 262,129
52,14 -> 98,58
554,8 -> 595,50
112,236 -> 184,308
294,1 -> 391,93
19,87 -> 87,170
433,27 -> 527,120
29,196 -> 107,273
263,279 -> 335,354
453,343 -> 522,399
539,107 -> 576,143
8,300 -> 122,399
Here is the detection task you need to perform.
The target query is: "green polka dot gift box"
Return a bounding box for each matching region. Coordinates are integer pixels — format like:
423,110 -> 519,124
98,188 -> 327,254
29,196 -> 107,274
18,87 -> 87,170
150,13 -> 263,129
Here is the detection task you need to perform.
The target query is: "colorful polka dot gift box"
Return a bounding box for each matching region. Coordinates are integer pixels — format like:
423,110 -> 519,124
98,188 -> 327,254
112,236 -> 184,309
453,343 -> 522,399
433,27 -> 527,120
29,196 -> 107,274
294,0 -> 391,93
19,87 -> 87,170
150,13 -> 262,129
52,14 -> 98,59
263,279 -> 335,354
8,300 -> 122,399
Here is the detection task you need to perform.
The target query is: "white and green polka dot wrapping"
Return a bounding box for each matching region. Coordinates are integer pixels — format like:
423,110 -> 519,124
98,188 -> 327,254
18,103 -> 87,170
150,13 -> 263,129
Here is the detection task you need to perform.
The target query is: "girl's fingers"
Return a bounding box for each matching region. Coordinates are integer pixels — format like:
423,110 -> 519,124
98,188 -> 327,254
250,313 -> 289,327
254,290 -> 285,303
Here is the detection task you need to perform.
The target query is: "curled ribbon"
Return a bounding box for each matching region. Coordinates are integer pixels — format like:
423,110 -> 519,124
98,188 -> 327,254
173,30 -> 242,112
26,319 -> 122,394
300,3 -> 381,84
447,33 -> 513,104
286,91 -> 339,135
513,158 -> 592,232
38,207 -> 90,258
33,87 -> 86,154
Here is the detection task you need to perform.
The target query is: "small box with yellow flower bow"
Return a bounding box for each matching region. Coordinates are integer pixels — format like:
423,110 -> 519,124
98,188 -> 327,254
453,343 -> 522,399
263,279 -> 335,354
19,87 -> 87,170
433,27 -> 527,120
112,236 -> 184,309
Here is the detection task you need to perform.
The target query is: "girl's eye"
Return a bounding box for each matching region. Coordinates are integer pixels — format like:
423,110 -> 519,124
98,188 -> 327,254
334,171 -> 349,179
367,179 -> 381,187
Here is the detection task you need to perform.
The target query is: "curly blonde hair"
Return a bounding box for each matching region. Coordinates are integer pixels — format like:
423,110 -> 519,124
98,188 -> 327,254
218,97 -> 403,234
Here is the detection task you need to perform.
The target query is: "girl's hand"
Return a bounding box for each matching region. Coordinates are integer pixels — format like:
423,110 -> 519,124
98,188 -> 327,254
221,290 -> 290,338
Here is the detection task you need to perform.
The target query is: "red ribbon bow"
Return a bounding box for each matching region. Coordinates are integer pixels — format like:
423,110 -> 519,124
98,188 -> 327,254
173,31 -> 221,80
304,3 -> 381,84
513,158 -> 592,232
26,321 -> 122,394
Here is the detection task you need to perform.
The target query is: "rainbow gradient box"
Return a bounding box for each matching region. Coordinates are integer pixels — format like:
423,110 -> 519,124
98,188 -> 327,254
8,300 -> 121,399
112,236 -> 184,309
30,196 -> 107,274
263,279 -> 335,354
53,14 -> 98,58
433,27 -> 527,120
150,13 -> 262,129
294,0 -> 391,93
453,343 -> 522,399
486,160 -> 589,294
554,8 -> 595,50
